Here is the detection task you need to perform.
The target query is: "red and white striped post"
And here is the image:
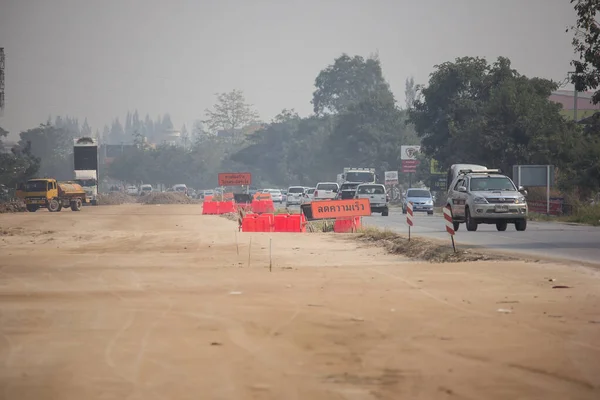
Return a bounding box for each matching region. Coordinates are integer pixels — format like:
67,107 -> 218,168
406,201 -> 414,240
443,205 -> 457,252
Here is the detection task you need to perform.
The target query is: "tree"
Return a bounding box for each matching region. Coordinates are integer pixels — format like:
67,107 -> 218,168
325,90 -> 412,174
18,123 -> 71,179
81,118 -> 92,137
204,89 -> 259,133
311,53 -> 394,115
409,56 -> 577,175
569,0 -> 600,103
404,76 -> 417,110
108,118 -> 125,144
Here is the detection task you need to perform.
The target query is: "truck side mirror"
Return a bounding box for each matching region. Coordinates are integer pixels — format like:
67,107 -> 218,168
457,186 -> 467,193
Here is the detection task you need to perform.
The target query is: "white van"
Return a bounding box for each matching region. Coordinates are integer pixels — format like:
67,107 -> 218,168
286,186 -> 307,206
314,182 -> 339,201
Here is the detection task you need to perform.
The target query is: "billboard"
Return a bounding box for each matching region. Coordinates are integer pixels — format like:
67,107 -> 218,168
384,171 -> 399,185
400,145 -> 420,160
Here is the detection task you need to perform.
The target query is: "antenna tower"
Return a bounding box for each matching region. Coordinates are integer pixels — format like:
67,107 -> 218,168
0,48 -> 5,116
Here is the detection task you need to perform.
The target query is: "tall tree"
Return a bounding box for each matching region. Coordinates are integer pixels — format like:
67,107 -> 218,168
409,56 -> 576,174
124,111 -> 133,137
311,53 -> 394,115
204,89 -> 259,133
568,0 -> 600,103
109,118 -> 125,144
404,76 -> 417,110
81,118 -> 92,137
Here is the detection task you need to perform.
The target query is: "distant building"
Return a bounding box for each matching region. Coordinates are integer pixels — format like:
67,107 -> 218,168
550,90 -> 600,121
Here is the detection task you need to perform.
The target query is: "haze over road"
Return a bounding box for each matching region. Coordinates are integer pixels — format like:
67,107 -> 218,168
363,210 -> 600,265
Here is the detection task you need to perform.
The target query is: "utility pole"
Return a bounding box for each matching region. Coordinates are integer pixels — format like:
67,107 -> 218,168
569,71 -> 579,122
0,48 -> 5,116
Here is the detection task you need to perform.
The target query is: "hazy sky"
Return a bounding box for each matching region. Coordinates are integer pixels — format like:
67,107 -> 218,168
0,0 -> 577,138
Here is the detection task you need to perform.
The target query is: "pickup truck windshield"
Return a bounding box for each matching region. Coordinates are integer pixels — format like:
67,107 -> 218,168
26,181 -> 47,191
346,172 -> 374,182
358,185 -> 385,194
407,189 -> 431,198
470,177 -> 516,191
288,187 -> 304,193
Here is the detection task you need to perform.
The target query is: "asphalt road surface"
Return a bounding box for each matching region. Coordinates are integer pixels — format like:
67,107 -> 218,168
361,209 -> 600,265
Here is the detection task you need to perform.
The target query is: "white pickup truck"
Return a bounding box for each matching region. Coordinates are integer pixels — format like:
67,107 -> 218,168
314,182 -> 339,201
355,183 -> 389,216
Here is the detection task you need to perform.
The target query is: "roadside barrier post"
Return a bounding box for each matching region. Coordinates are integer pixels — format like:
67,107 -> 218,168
443,205 -> 457,252
406,201 -> 414,240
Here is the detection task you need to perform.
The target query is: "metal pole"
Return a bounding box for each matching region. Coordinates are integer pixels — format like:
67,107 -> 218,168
546,165 -> 550,215
574,88 -> 578,122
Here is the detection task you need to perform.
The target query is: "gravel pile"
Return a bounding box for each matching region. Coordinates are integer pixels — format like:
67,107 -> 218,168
0,200 -> 27,213
138,192 -> 195,205
97,192 -> 137,205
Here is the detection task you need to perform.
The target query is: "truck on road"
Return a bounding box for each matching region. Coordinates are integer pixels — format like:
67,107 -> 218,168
337,167 -> 377,186
73,137 -> 99,205
24,178 -> 87,212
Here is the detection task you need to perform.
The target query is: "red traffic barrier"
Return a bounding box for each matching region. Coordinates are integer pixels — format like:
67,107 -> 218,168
406,202 -> 414,227
202,201 -> 218,215
218,201 -> 235,214
251,199 -> 275,214
333,216 -> 361,233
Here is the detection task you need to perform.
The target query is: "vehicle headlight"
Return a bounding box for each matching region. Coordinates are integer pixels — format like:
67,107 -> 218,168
426,199 -> 433,205
473,197 -> 489,204
515,196 -> 526,204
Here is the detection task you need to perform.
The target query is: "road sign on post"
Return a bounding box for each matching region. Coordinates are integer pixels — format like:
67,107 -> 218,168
384,171 -> 399,185
406,201 -> 414,240
443,205 -> 457,252
400,145 -> 421,178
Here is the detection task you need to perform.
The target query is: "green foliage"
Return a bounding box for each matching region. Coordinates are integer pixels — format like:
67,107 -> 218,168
0,126 -> 40,187
569,0 -> 600,102
18,122 -> 77,180
409,56 -> 578,176
311,54 -> 394,115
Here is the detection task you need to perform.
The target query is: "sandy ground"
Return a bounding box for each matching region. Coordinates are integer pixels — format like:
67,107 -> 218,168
0,204 -> 599,400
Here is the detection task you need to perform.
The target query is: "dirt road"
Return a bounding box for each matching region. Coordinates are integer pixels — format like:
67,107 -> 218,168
1,204 -> 599,400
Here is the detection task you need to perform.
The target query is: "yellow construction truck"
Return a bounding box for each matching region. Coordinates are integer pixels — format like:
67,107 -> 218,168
23,178 -> 87,212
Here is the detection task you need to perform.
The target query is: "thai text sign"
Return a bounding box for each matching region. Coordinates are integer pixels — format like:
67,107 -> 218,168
218,172 -> 252,186
311,198 -> 371,219
384,171 -> 399,185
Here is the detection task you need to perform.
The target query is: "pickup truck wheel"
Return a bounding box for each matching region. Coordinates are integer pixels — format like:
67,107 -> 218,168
515,219 -> 527,231
465,207 -> 478,231
26,205 -> 38,212
402,208 -> 407,214
381,209 -> 389,216
47,199 -> 60,212
71,198 -> 82,211
496,221 -> 508,231
453,222 -> 460,232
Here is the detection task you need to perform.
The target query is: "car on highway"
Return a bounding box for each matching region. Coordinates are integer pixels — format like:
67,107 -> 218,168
126,185 -> 138,196
139,184 -> 153,196
447,169 -> 528,232
263,188 -> 283,203
337,182 -> 361,200
355,183 -> 389,216
173,184 -> 188,196
286,186 -> 307,206
304,187 -> 315,203
314,182 -> 339,201
402,188 -> 434,215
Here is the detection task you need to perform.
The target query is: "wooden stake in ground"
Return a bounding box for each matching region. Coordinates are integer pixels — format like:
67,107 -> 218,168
443,205 -> 457,253
406,201 -> 414,241
269,238 -> 272,272
235,230 -> 239,256
247,237 -> 252,267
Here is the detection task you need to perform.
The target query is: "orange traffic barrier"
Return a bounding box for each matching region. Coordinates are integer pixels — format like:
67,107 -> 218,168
218,201 -> 235,214
333,216 -> 361,233
251,199 -> 275,214
202,201 -> 218,215
274,214 -> 289,232
242,214 -> 259,232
